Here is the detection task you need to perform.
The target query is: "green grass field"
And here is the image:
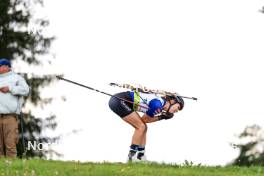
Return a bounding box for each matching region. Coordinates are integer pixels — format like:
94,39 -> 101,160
0,158 -> 263,176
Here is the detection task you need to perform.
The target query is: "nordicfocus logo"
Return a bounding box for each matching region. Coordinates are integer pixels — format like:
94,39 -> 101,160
27,141 -> 53,151
121,100 -> 131,111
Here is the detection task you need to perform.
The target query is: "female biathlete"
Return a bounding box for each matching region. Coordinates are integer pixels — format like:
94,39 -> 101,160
108,90 -> 184,162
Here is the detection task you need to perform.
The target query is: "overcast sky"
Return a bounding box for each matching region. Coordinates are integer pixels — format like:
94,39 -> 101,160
27,0 -> 264,165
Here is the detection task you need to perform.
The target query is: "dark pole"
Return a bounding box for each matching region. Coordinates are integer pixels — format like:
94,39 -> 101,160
56,76 -> 149,109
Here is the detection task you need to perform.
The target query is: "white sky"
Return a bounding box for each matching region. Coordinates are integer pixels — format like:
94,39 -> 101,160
26,0 -> 264,165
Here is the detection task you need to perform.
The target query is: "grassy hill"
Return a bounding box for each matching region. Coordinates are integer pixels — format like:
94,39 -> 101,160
0,158 -> 263,176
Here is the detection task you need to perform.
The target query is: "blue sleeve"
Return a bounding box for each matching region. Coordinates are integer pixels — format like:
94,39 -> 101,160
146,99 -> 163,117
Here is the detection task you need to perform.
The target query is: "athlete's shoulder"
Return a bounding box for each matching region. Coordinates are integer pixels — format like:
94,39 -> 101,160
148,98 -> 163,108
146,98 -> 163,117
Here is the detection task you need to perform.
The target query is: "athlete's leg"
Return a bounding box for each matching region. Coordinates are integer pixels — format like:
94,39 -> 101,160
137,123 -> 147,160
123,112 -> 146,161
108,92 -> 146,161
140,124 -> 147,147
123,112 -> 146,146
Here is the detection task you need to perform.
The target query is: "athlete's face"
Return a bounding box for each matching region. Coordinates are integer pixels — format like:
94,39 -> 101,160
168,103 -> 181,114
0,65 -> 10,74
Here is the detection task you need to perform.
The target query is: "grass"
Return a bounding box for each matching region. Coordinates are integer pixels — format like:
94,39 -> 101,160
0,158 -> 264,176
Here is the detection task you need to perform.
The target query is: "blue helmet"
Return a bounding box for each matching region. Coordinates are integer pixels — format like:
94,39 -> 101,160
0,58 -> 11,67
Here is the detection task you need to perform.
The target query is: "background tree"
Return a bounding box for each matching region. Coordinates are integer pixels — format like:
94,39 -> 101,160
0,0 -> 60,158
232,125 -> 264,166
261,6 -> 264,13
233,3 -> 264,167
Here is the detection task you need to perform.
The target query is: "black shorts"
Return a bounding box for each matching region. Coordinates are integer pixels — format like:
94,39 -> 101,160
108,91 -> 134,118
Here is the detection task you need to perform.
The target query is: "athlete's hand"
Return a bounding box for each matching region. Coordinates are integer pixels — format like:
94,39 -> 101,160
0,86 -> 10,93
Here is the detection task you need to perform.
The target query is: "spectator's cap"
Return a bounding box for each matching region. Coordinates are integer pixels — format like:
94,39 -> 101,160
0,58 -> 11,68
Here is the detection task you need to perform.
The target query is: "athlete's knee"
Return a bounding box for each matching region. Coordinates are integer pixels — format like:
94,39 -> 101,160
137,123 -> 147,132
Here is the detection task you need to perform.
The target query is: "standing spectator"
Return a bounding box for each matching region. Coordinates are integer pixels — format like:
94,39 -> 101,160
0,58 -> 29,157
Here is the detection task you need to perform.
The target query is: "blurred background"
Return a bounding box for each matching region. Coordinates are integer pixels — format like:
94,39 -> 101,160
1,0 -> 264,166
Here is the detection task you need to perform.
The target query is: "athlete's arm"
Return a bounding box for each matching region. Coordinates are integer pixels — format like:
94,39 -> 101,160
142,98 -> 163,123
141,113 -> 159,123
